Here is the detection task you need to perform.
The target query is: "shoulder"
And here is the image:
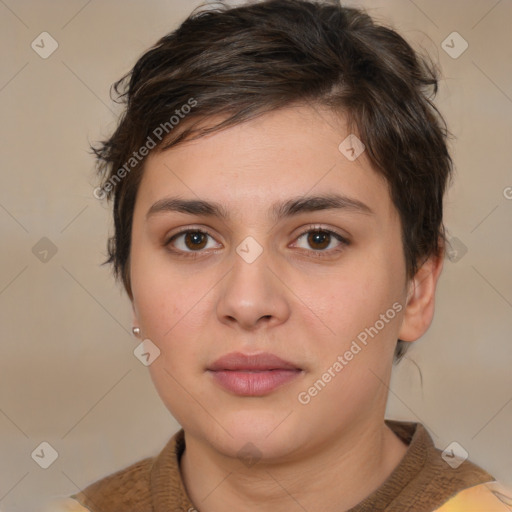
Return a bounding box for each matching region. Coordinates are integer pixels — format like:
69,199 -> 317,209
50,429 -> 186,512
433,480 -> 512,511
383,420 -> 503,510
70,455 -> 155,510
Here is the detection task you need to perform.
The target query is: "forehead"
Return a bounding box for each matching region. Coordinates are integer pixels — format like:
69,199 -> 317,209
135,106 -> 394,221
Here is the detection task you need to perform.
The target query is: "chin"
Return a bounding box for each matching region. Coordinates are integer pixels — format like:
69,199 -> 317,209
193,410 -> 307,462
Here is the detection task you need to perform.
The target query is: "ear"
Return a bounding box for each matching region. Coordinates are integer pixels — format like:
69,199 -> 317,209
398,248 -> 444,342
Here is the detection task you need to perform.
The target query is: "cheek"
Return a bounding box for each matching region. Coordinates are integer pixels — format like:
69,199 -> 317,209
310,256 -> 405,377
133,283 -> 178,339
130,252 -> 213,377
130,240 -> 193,337
316,263 -> 397,331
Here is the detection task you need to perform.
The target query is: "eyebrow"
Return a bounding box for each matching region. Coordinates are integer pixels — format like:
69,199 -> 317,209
146,193 -> 374,222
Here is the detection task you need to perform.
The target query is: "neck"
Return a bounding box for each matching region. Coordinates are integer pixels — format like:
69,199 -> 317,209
180,420 -> 408,512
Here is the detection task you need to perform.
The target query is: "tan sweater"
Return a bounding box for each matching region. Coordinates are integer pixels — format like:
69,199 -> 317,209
55,420 -> 500,511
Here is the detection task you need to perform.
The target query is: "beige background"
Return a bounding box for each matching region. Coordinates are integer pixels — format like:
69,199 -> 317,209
0,0 -> 511,510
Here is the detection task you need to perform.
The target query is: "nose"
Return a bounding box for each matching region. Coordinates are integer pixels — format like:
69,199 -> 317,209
216,244 -> 291,331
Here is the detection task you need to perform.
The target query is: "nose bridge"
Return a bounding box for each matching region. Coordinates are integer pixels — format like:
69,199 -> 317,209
216,234 -> 290,329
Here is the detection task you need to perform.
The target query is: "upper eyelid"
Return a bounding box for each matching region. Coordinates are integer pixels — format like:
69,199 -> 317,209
296,225 -> 350,241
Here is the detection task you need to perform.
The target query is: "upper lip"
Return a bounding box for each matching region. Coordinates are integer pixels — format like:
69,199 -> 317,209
207,352 -> 301,371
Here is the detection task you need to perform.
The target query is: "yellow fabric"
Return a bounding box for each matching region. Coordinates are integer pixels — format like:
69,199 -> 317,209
434,481 -> 512,512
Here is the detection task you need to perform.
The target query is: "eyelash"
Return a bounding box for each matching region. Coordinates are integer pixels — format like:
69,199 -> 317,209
164,225 -> 350,260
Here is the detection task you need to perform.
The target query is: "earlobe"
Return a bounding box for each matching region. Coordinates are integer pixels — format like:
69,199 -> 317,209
398,249 -> 444,342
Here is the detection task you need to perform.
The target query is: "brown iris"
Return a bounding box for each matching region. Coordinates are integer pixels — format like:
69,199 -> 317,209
184,231 -> 208,250
307,230 -> 331,250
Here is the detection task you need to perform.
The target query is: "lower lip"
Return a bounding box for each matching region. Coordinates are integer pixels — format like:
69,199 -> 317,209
208,369 -> 302,396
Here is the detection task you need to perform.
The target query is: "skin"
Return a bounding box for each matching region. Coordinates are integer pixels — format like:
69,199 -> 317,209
129,105 -> 444,512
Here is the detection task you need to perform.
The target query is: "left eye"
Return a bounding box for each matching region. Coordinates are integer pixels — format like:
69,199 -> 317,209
293,228 -> 349,254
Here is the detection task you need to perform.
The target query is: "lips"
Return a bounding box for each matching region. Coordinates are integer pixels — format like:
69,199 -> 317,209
207,352 -> 303,396
208,352 -> 301,372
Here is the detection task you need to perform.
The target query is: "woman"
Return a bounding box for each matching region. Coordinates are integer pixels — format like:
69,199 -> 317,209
52,0 -> 512,510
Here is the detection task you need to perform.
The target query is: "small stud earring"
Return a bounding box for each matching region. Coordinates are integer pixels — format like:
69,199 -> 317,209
132,327 -> 141,337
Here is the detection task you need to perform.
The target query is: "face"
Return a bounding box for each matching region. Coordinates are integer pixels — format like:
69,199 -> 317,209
130,105 -> 412,461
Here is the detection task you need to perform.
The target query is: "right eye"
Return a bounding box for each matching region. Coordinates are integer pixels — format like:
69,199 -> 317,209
165,229 -> 222,258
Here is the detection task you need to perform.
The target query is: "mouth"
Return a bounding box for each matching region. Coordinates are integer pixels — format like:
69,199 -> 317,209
207,352 -> 303,396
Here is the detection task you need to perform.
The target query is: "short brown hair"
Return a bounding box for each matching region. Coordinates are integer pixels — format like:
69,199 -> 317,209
93,0 -> 453,361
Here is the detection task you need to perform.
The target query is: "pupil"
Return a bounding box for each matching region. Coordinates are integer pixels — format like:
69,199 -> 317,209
309,231 -> 329,249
